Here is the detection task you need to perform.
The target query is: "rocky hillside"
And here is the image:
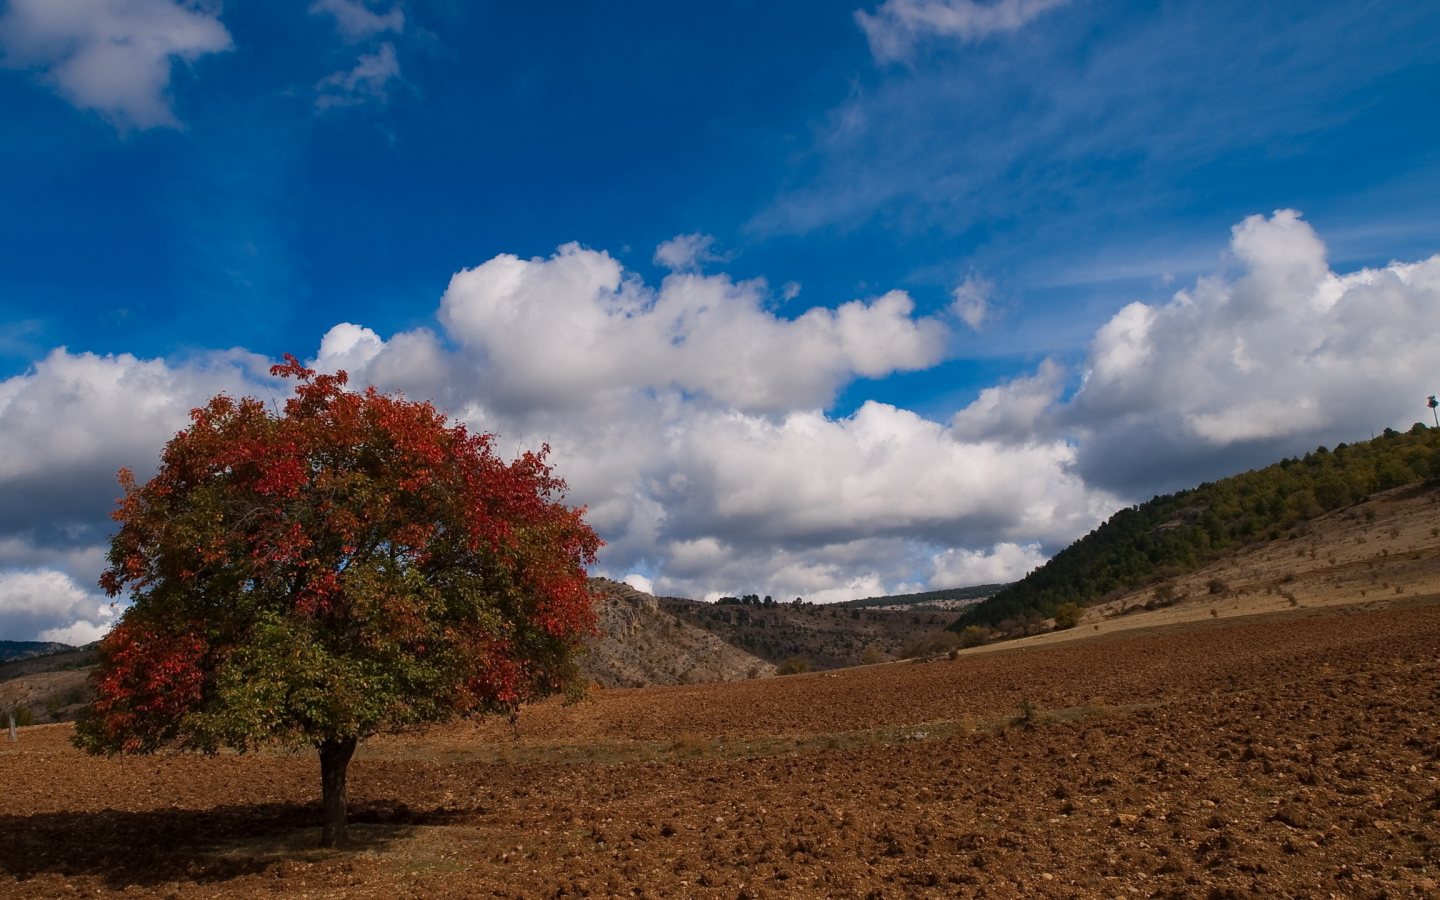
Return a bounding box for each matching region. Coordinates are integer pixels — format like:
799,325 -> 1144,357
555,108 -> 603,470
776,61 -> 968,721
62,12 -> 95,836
659,597 -> 960,670
581,579 -> 775,687
0,644 -> 97,724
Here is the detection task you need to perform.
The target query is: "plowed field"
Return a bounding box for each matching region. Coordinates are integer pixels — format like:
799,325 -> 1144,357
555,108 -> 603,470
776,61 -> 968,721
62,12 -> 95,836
5,597 -> 1440,900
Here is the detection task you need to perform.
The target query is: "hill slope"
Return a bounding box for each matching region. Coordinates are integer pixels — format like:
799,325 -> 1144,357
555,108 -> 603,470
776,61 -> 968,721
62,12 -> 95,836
0,644 -> 98,724
946,479 -> 1440,655
956,422 -> 1440,630
660,597 -> 959,670
582,579 -> 775,687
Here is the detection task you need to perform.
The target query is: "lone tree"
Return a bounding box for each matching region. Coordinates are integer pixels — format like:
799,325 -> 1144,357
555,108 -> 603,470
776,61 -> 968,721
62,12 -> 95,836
74,358 -> 600,846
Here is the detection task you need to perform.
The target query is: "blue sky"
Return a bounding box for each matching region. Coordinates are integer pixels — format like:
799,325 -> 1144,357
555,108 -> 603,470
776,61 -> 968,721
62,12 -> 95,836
2,0 -> 1439,641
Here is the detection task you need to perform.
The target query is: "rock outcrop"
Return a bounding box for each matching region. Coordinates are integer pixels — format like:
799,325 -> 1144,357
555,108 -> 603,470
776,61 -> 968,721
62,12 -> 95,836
582,578 -> 775,688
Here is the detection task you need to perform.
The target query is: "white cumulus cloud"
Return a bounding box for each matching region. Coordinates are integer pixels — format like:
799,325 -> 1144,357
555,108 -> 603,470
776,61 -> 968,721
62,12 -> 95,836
0,347 -> 271,578
663,402 -> 1104,549
929,541 -> 1046,588
0,348 -> 263,484
856,0 -> 1072,63
314,322 -> 386,375
0,0 -> 232,130
1076,210 -> 1440,467
949,210 -> 1440,493
40,618 -> 113,645
952,358 -> 1064,443
436,243 -> 949,412
664,538 -> 917,606
621,573 -> 654,594
0,569 -> 114,644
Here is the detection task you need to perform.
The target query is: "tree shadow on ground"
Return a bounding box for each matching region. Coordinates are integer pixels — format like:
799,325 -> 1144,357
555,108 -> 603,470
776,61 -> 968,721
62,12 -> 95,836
0,800 -> 468,888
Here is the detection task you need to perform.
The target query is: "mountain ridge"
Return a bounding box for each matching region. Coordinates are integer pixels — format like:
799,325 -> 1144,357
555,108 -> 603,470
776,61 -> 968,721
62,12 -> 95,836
0,640 -> 74,663
837,583 -> 1005,610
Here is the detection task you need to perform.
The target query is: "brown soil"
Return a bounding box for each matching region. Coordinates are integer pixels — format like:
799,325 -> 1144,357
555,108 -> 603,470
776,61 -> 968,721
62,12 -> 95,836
5,598 -> 1440,899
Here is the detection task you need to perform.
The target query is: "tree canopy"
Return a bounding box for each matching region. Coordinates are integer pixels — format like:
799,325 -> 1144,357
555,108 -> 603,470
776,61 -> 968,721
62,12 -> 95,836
75,357 -> 600,844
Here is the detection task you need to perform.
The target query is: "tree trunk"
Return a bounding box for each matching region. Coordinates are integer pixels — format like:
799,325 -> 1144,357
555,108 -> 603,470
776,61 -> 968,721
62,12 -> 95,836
319,737 -> 358,848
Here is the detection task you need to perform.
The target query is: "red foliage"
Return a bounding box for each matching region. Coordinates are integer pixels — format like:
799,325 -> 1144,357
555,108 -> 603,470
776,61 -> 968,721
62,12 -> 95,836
86,623 -> 207,753
79,357 -> 601,755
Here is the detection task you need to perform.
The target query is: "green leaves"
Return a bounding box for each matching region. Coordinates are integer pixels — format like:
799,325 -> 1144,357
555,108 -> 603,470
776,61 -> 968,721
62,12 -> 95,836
76,356 -> 600,757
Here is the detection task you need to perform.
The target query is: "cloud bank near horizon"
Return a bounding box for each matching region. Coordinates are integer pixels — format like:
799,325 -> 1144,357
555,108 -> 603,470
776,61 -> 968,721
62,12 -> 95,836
2,211 -> 1438,639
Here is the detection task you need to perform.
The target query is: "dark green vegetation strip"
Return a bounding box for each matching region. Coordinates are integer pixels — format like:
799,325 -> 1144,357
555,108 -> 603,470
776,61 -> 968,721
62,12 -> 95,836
956,423 -> 1440,630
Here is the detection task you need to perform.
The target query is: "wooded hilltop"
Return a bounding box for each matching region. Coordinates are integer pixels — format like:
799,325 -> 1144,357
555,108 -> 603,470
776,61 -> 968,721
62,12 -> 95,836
955,422 -> 1440,631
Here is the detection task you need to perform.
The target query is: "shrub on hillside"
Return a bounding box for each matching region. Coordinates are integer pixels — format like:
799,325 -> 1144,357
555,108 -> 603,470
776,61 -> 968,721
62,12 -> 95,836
859,646 -> 885,665
900,632 -> 962,659
776,657 -> 810,675
957,625 -> 989,648
1020,611 -> 1050,636
1053,602 -> 1083,629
